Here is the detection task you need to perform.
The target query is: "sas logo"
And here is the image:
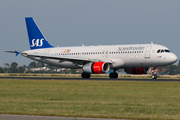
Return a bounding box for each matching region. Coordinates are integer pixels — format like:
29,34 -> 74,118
31,38 -> 44,47
157,56 -> 161,58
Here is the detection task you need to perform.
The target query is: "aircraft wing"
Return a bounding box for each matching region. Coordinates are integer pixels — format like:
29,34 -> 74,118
5,51 -> 112,64
25,53 -> 113,64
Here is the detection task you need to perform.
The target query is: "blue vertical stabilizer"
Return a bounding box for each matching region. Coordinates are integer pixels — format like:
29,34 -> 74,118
25,17 -> 53,50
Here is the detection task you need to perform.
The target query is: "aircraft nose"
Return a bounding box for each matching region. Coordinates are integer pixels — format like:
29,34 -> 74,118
170,53 -> 178,64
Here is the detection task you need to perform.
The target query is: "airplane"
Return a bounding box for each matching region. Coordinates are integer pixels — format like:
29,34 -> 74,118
5,17 -> 177,79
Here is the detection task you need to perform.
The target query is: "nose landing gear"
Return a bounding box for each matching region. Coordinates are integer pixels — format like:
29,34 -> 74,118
152,73 -> 157,79
150,67 -> 157,79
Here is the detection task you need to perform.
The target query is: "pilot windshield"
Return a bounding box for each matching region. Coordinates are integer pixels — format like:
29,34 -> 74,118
157,49 -> 170,53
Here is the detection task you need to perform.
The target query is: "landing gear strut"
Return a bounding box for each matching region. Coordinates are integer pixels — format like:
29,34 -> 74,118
150,67 -> 157,79
109,69 -> 118,79
81,72 -> 90,78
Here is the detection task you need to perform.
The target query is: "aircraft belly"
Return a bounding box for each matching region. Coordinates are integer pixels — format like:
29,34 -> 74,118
49,60 -> 79,68
127,55 -> 145,67
27,56 -> 80,68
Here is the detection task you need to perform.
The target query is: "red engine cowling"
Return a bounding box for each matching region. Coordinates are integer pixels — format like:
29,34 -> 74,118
124,67 -> 149,74
83,62 -> 110,74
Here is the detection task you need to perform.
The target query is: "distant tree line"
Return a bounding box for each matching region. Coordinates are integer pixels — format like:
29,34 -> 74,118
0,61 -> 81,74
0,60 -> 180,75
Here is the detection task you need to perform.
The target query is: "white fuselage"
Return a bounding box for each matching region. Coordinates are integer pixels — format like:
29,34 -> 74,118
23,44 -> 177,70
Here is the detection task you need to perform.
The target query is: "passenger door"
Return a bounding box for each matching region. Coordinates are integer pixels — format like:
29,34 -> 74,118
145,46 -> 152,58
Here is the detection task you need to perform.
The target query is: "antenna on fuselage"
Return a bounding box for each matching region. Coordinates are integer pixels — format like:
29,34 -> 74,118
151,41 -> 153,44
82,44 -> 84,47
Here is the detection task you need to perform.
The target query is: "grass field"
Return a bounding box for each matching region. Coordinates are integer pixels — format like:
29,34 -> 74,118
0,79 -> 180,120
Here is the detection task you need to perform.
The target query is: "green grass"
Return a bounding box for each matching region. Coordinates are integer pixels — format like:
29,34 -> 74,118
0,79 -> 180,120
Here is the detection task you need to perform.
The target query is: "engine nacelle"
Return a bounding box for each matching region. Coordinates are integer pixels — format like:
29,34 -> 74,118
124,67 -> 149,74
83,62 -> 110,74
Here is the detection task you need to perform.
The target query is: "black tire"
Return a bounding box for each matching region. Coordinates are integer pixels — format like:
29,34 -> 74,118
109,73 -> 118,79
152,74 -> 157,79
81,73 -> 90,78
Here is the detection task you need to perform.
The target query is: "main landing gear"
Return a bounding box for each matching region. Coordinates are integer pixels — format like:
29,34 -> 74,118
109,69 -> 118,79
81,71 -> 118,79
81,72 -> 90,78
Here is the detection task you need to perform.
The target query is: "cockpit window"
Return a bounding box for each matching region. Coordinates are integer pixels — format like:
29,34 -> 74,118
157,49 -> 171,53
165,49 -> 170,53
157,50 -> 160,53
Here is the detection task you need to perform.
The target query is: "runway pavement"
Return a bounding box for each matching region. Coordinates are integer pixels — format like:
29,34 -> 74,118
0,114 -> 126,120
0,76 -> 180,82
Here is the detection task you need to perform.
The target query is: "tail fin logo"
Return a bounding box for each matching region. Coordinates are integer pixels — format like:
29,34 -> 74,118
31,38 -> 44,47
25,17 -> 53,50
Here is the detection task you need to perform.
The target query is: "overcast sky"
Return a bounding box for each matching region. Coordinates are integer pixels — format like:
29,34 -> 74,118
0,0 -> 180,67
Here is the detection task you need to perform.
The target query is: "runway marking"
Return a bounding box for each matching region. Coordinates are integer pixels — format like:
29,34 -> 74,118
0,76 -> 180,82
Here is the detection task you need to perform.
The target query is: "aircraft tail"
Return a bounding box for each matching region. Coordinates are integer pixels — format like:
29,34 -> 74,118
25,17 -> 53,50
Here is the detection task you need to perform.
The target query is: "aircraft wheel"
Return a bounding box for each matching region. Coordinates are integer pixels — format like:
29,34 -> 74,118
109,73 -> 118,79
152,74 -> 157,79
81,73 -> 90,78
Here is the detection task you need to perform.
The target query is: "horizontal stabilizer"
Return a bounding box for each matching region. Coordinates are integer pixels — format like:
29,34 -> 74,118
4,50 -> 20,56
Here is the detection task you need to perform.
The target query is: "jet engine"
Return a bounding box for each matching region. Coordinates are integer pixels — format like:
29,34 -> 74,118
124,67 -> 149,74
83,62 -> 110,74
